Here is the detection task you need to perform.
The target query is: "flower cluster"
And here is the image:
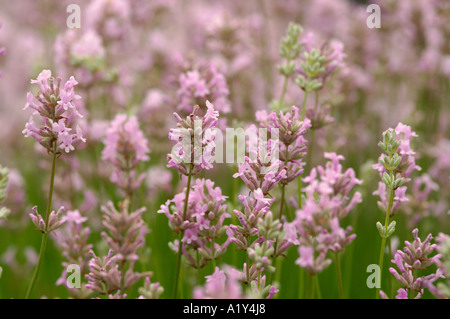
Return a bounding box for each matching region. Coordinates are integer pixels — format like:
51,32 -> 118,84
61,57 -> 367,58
194,266 -> 245,299
227,189 -> 280,297
138,276 -> 164,299
373,123 -> 421,238
102,114 -> 150,196
373,123 -> 421,183
194,264 -> 279,300
228,189 -> 274,250
54,29 -> 107,87
53,210 -> 93,298
296,32 -> 345,93
232,127 -> 285,196
167,101 -> 219,176
257,106 -> 311,186
177,63 -> 230,115
86,200 -> 153,297
277,22 -> 303,80
427,233 -> 450,299
22,70 -> 86,154
29,206 -> 66,234
289,152 -> 362,275
159,178 -> 231,268
86,249 -> 122,295
85,0 -> 131,42
100,200 -> 147,263
383,229 -> 443,299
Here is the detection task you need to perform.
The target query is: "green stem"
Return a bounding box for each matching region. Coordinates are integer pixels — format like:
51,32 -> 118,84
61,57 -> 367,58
335,252 -> 344,299
305,91 -> 319,174
314,274 -> 322,299
375,175 -> 395,299
297,90 -> 309,208
309,274 -> 321,299
269,184 -> 285,285
310,275 -> 315,299
388,237 -> 393,298
298,268 -> 304,298
246,237 -> 251,286
279,75 -> 289,109
26,146 -> 58,299
172,165 -> 193,299
301,91 -> 309,122
211,236 -> 216,269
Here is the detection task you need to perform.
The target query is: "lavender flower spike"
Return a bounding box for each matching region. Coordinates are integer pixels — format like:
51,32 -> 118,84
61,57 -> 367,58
23,70 -> 85,154
388,228 -> 442,299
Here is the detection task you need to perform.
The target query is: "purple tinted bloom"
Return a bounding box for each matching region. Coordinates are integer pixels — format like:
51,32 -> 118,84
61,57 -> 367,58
373,123 -> 421,182
29,205 -> 66,234
288,153 -> 361,274
194,266 -> 245,299
52,209 -> 93,298
158,178 -> 230,269
177,63 -> 230,114
23,70 -> 85,154
426,233 -> 450,299
102,114 -> 150,195
388,228 -> 442,299
167,101 -> 219,176
100,200 -> 147,262
258,106 -> 312,185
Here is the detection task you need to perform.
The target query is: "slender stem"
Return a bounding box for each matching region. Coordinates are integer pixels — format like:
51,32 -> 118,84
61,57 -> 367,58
388,237 -> 393,297
246,237 -> 251,286
310,275 -> 315,299
298,268 -> 304,298
309,274 -> 321,299
26,146 -> 58,299
119,260 -> 128,293
278,185 -> 286,221
270,142 -> 289,285
172,165 -> 193,299
314,274 -> 322,299
269,184 -> 285,285
335,252 -> 344,299
26,229 -> 48,299
301,91 -> 309,122
375,174 -> 395,299
211,236 -> 216,269
305,91 -> 319,175
279,75 -> 289,109
298,90 -> 309,208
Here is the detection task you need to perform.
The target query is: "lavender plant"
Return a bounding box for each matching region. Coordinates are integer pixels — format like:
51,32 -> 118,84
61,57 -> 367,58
289,152 -> 362,298
381,229 -> 442,299
22,70 -> 85,298
373,123 -> 421,298
162,100 -> 221,298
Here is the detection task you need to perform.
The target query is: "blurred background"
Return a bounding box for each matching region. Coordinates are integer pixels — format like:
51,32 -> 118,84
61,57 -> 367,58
0,0 -> 448,299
